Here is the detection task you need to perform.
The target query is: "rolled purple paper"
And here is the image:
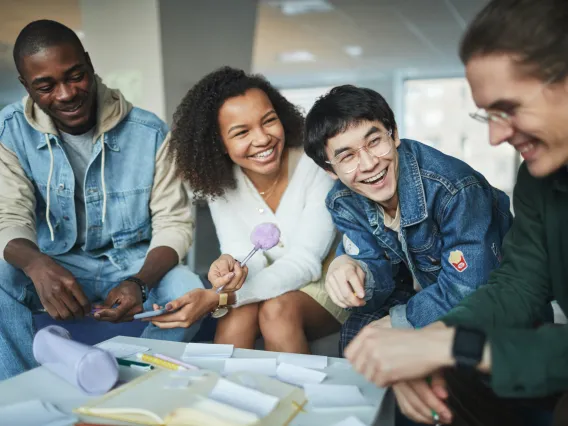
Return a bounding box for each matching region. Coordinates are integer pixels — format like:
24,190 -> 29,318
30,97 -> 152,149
250,222 -> 281,250
33,325 -> 118,395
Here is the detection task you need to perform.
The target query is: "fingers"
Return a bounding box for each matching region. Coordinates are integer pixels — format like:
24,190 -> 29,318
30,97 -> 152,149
218,262 -> 247,292
431,371 -> 448,400
325,275 -> 348,308
66,280 -> 90,317
337,270 -> 366,307
393,382 -> 435,424
411,380 -> 452,423
352,264 -> 366,297
150,304 -> 196,328
94,291 -> 134,322
210,270 -> 236,288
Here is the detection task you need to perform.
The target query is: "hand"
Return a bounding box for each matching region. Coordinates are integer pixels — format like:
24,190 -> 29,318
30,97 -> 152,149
94,280 -> 143,322
394,373 -> 452,425
208,254 -> 248,292
344,324 -> 455,387
369,315 -> 392,329
147,288 -> 219,328
24,254 -> 90,320
325,254 -> 366,308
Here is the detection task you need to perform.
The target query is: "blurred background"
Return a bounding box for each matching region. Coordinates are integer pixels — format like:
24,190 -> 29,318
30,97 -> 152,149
0,0 -> 519,273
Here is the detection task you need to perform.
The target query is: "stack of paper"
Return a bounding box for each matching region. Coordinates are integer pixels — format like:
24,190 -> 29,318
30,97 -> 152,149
277,353 -> 327,369
182,343 -> 234,359
210,378 -> 280,417
276,362 -> 327,386
223,358 -> 277,376
0,400 -> 77,426
96,341 -> 150,358
331,416 -> 367,426
303,384 -> 371,409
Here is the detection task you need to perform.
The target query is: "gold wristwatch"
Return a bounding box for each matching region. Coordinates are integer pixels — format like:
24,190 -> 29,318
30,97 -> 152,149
211,292 -> 229,318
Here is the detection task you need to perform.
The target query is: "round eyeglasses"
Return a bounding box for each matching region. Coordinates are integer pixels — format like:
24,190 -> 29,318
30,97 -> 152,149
326,130 -> 393,174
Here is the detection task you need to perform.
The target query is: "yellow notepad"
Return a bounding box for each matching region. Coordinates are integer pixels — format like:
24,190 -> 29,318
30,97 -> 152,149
75,369 -> 307,426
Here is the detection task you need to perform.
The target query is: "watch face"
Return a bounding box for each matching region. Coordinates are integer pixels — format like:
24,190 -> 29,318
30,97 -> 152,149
211,307 -> 228,319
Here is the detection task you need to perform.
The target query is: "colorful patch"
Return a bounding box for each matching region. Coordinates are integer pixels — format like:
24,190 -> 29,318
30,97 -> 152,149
343,234 -> 360,256
449,250 -> 468,272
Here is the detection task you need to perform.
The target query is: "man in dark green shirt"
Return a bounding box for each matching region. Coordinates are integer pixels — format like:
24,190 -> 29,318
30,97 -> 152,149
344,0 -> 568,425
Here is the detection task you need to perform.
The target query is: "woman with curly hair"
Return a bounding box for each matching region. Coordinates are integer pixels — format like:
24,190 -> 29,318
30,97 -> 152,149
148,66 -> 348,353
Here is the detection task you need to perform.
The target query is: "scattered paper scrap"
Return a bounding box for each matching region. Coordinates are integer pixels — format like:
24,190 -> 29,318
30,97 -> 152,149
304,384 -> 371,409
276,362 -> 326,386
277,353 -> 327,369
183,343 -> 234,359
96,341 -> 149,358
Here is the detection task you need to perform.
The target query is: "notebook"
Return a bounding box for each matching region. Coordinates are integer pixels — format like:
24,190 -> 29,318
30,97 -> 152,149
75,369 -> 306,426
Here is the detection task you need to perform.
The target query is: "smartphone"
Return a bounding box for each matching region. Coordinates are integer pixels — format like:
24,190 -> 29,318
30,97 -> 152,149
133,309 -> 169,320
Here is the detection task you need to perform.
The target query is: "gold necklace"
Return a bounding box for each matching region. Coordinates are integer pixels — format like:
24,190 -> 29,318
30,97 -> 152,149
246,168 -> 282,214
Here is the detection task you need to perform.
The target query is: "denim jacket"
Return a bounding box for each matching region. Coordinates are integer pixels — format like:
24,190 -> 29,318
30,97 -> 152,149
0,77 -> 193,269
326,139 -> 513,328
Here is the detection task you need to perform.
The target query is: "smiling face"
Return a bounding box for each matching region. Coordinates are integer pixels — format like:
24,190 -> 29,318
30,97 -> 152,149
218,88 -> 286,178
326,120 -> 401,211
18,42 -> 96,135
466,53 -> 568,177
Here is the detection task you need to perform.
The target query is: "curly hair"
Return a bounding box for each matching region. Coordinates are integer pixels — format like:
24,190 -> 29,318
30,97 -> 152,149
169,66 -> 305,200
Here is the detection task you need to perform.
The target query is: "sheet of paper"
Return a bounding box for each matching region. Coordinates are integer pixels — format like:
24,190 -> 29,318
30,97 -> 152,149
182,343 -> 234,359
304,384 -> 371,408
276,362 -> 326,386
96,341 -> 150,358
277,353 -> 327,369
224,358 -> 277,376
0,400 -> 78,426
210,378 -> 280,417
331,416 -> 367,426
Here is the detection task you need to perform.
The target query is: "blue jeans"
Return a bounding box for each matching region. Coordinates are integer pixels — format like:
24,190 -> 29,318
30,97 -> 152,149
0,247 -> 204,380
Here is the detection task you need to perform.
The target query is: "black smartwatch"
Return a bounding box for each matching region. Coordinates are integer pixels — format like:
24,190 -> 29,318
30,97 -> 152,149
452,326 -> 486,371
124,276 -> 148,303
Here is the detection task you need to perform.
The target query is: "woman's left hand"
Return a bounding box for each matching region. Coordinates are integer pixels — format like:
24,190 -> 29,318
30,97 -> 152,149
144,288 -> 219,328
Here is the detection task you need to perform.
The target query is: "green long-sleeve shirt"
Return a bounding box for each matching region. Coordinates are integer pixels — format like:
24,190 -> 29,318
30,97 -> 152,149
442,163 -> 568,398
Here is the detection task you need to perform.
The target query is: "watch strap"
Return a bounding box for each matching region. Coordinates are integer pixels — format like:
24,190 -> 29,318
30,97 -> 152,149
452,326 -> 486,371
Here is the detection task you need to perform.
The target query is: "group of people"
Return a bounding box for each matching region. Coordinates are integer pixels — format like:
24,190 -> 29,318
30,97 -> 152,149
1,0 -> 567,424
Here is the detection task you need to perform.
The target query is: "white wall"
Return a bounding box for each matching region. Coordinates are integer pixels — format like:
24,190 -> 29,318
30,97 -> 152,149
79,0 -> 166,120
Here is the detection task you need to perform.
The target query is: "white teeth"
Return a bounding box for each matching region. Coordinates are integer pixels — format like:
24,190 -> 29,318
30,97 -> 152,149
363,169 -> 387,183
518,143 -> 534,153
252,147 -> 274,158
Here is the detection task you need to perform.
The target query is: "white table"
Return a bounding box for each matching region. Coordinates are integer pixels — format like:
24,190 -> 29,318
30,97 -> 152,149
0,335 -> 394,425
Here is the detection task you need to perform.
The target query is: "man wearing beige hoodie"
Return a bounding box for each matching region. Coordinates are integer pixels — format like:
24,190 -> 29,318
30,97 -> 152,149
0,20 -> 206,380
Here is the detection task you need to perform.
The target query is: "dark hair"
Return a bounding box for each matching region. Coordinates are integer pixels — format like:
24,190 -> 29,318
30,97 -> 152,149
460,0 -> 568,81
169,66 -> 304,200
304,85 -> 396,171
13,20 -> 85,74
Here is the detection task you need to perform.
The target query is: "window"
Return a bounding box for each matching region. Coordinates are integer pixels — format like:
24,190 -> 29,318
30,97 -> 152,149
280,86 -> 332,116
403,78 -> 518,197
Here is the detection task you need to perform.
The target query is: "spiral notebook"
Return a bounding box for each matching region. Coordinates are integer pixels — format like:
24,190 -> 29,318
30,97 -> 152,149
74,369 -> 306,426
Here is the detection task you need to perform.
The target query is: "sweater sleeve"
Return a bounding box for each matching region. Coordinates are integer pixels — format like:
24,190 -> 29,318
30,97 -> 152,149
234,166 -> 336,306
148,133 -> 194,262
0,142 -> 37,259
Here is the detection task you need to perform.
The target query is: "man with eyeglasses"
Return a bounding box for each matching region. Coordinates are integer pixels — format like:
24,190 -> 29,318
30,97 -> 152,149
332,0 -> 568,425
304,85 -> 513,356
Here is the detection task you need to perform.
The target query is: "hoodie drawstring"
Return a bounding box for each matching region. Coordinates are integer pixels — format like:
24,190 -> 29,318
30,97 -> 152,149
43,132 -> 108,242
45,134 -> 55,241
100,133 -> 107,223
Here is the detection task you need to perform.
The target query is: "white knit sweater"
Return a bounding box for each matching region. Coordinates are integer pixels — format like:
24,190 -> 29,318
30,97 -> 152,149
208,151 -> 336,307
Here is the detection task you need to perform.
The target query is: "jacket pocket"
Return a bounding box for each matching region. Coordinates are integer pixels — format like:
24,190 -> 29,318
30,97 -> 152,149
111,219 -> 152,249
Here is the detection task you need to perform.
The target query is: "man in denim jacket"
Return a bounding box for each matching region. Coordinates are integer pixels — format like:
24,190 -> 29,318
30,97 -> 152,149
305,85 -> 513,352
0,20 -> 205,380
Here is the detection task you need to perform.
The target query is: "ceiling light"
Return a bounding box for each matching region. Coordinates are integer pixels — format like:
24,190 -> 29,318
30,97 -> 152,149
268,0 -> 334,16
344,46 -> 363,57
279,50 -> 316,63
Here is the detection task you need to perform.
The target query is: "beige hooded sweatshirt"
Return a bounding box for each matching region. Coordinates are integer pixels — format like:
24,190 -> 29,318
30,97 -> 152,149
0,77 -> 193,262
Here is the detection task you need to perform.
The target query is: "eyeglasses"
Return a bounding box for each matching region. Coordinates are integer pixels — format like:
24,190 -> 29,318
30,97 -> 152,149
468,75 -> 558,127
326,130 -> 393,174
469,110 -> 512,126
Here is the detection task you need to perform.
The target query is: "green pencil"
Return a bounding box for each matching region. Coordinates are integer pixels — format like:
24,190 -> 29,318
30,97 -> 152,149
116,357 -> 154,370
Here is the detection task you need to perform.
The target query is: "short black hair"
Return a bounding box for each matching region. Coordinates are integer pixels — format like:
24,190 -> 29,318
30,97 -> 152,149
169,66 -> 304,200
304,85 -> 396,171
13,20 -> 85,74
460,0 -> 568,81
